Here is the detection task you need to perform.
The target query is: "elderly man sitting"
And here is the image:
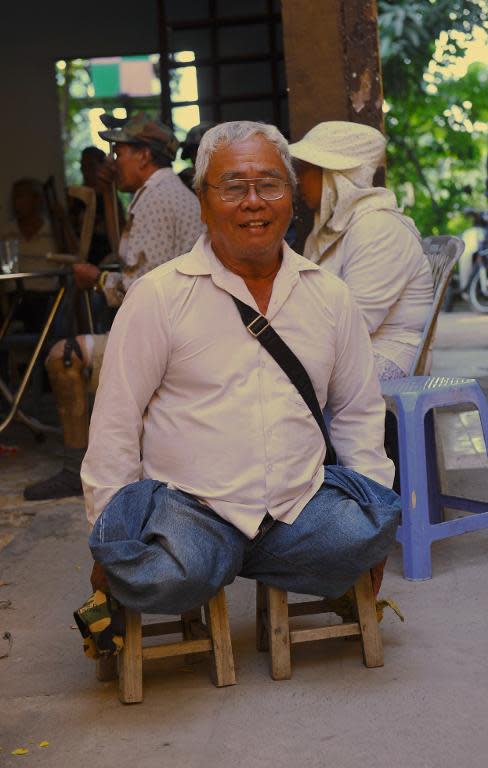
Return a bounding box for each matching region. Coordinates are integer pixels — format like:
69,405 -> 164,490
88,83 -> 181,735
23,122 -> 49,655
82,121 -> 400,616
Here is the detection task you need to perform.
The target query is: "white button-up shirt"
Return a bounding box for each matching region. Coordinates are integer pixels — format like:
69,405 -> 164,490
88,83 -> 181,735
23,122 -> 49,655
82,235 -> 394,535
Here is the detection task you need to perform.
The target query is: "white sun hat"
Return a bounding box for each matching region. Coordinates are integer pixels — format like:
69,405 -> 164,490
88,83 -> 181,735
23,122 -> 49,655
288,121 -> 386,171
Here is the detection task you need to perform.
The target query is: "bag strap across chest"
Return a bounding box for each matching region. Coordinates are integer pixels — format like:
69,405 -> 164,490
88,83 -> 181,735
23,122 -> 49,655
232,296 -> 337,466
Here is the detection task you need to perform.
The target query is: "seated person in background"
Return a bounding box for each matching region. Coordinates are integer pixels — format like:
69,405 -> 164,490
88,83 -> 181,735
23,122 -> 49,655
69,146 -> 125,266
0,178 -> 58,330
289,122 -> 434,381
24,115 -> 203,501
83,120 -> 400,613
178,121 -> 216,191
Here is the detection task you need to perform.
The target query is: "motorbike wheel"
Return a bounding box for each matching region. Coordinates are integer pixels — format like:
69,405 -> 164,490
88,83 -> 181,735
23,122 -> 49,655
468,269 -> 488,314
443,282 -> 455,313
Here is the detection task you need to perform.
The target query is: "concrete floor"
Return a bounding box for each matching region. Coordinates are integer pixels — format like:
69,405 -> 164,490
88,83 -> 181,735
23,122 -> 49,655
1,310 -> 488,767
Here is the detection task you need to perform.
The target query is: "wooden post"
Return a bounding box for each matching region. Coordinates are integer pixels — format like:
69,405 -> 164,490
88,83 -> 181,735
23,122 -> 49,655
281,0 -> 385,248
118,609 -> 143,704
157,0 -> 174,126
266,586 -> 291,681
281,0 -> 383,138
205,589 -> 236,687
354,571 -> 384,668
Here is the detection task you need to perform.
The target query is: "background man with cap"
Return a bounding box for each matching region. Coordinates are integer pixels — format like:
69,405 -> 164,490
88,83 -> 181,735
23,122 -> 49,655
178,121 -> 216,191
24,114 -> 203,501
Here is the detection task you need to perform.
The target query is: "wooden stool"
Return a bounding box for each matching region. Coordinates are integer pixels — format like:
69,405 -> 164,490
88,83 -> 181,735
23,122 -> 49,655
96,587 -> 236,703
256,571 -> 383,680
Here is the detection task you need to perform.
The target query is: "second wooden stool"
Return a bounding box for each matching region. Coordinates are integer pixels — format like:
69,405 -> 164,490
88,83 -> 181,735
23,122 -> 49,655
97,587 -> 236,703
256,571 -> 383,680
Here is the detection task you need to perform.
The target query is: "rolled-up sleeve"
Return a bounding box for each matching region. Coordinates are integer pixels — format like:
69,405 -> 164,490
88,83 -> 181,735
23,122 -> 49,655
81,276 -> 170,525
327,287 -> 395,488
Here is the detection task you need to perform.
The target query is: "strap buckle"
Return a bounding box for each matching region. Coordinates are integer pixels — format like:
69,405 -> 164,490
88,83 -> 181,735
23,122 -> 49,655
246,315 -> 269,337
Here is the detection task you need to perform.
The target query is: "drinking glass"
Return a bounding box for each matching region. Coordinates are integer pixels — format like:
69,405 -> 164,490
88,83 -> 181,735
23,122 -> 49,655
0,239 -> 19,274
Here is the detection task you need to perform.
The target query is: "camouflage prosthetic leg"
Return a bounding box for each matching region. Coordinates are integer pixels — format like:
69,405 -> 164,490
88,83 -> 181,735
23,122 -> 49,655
48,354 -> 89,453
74,590 -> 125,659
23,354 -> 88,500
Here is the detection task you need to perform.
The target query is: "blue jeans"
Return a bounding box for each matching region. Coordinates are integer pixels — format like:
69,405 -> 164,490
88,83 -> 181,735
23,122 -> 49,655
90,467 -> 400,614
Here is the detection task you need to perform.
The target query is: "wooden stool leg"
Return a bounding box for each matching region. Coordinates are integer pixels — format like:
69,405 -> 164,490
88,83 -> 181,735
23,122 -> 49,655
118,609 -> 143,704
266,586 -> 291,681
354,572 -> 384,668
182,607 -> 204,664
256,581 -> 269,651
205,589 -> 236,687
96,655 -> 118,682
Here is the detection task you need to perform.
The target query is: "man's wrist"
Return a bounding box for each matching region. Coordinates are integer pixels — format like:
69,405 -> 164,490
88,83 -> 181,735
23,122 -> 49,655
95,270 -> 109,293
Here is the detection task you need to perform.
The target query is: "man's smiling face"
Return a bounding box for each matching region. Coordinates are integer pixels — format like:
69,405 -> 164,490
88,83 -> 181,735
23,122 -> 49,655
199,134 -> 293,267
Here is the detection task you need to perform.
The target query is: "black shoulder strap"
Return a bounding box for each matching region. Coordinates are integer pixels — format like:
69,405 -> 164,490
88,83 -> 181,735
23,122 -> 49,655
232,296 -> 337,466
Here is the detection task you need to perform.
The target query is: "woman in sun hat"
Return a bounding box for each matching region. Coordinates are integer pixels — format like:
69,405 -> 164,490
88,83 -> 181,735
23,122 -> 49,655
289,121 -> 433,380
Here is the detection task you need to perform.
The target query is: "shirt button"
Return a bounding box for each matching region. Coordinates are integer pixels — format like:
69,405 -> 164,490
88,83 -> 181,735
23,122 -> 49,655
260,360 -> 266,368
266,429 -> 273,438
266,464 -> 273,473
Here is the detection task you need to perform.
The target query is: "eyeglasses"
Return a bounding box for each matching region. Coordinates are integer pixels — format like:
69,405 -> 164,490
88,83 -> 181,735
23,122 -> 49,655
205,177 -> 290,202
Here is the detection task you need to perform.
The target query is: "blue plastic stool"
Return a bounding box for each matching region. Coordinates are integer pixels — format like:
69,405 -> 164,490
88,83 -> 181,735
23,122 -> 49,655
381,376 -> 488,580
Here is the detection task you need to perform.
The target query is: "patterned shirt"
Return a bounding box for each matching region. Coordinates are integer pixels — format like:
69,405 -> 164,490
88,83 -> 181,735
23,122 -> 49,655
103,168 -> 202,307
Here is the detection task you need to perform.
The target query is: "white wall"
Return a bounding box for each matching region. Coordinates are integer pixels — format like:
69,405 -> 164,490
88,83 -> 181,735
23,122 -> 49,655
0,0 -> 159,226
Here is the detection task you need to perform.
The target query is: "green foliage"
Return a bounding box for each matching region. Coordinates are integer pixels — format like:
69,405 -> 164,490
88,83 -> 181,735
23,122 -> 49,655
378,0 -> 488,234
56,60 -> 94,185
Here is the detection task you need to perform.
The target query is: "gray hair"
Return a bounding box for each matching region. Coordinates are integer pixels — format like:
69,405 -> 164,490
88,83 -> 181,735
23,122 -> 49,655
193,121 -> 297,191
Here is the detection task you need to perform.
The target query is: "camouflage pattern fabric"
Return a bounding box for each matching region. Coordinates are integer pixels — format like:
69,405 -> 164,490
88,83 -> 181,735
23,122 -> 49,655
99,112 -> 179,161
73,590 -> 125,660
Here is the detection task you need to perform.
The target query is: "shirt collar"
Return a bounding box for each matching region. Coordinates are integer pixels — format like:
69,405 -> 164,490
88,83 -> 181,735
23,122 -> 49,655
176,234 -> 321,278
129,168 -> 174,212
143,167 -> 174,188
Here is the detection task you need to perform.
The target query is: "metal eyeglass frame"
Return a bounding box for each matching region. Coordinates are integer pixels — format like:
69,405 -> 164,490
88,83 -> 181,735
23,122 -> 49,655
205,177 -> 290,202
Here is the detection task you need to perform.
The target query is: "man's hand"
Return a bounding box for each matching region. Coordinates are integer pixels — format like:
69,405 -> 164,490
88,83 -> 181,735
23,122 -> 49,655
73,262 -> 100,290
97,157 -> 117,191
90,561 -> 110,593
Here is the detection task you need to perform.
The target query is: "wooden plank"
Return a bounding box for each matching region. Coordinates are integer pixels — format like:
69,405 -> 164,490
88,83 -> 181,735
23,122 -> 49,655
290,622 -> 360,645
205,589 -> 236,687
256,581 -> 269,651
354,571 -> 384,668
267,587 -> 292,680
118,609 -> 143,704
142,637 -> 212,660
